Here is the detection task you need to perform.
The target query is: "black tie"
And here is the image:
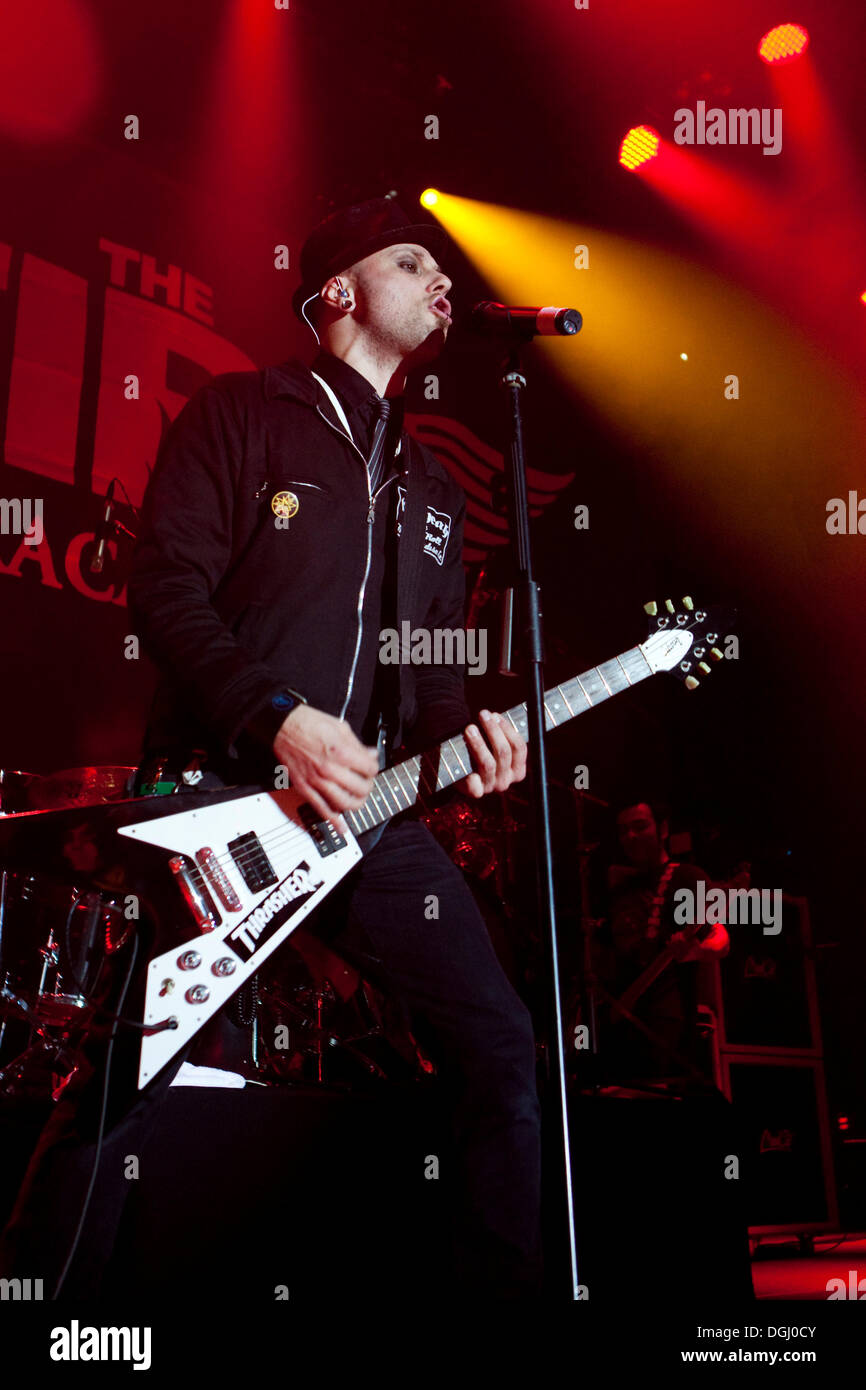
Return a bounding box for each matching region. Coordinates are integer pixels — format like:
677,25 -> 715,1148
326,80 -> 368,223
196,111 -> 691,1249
366,396 -> 391,496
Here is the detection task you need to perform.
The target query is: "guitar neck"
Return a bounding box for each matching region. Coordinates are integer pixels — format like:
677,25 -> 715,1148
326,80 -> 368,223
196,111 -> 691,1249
345,643 -> 655,837
616,918 -> 714,1015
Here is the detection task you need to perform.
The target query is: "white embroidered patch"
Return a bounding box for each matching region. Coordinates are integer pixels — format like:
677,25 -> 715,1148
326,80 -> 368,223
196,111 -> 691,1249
424,505 -> 452,566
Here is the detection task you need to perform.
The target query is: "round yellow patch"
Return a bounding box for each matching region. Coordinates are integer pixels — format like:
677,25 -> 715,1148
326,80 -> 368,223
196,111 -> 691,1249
271,490 -> 299,519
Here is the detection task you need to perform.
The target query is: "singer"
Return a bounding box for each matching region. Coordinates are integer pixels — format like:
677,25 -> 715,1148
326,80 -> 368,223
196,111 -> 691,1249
0,197 -> 542,1302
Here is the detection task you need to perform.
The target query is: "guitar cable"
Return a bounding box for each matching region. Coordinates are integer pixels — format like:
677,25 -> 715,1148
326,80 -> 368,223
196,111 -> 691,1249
52,931 -> 139,1300
57,892 -> 177,1034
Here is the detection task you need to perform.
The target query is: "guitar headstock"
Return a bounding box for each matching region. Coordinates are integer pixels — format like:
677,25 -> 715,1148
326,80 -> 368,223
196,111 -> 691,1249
640,596 -> 735,689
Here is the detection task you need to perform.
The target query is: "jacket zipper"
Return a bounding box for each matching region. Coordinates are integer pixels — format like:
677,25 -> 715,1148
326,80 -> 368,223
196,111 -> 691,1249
313,403 -> 399,720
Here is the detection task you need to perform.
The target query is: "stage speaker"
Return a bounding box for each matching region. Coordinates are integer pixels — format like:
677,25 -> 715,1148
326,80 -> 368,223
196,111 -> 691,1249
715,895 -> 821,1053
107,1081 -> 453,1301
720,1053 -> 838,1235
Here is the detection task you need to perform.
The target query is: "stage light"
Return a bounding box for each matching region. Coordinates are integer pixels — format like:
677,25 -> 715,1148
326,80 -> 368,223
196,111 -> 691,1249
420,189 -> 440,208
759,23 -> 809,65
619,127 -> 659,171
680,353 -> 689,361
861,291 -> 866,305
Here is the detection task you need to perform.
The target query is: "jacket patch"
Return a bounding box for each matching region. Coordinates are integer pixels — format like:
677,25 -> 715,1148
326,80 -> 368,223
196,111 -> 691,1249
424,505 -> 452,566
271,490 -> 299,519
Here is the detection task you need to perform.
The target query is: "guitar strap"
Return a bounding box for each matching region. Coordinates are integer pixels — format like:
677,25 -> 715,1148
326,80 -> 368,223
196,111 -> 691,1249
645,861 -> 680,940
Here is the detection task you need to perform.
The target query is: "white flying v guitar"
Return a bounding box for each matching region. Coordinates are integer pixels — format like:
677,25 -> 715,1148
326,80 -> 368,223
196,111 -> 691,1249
0,597 -> 732,1087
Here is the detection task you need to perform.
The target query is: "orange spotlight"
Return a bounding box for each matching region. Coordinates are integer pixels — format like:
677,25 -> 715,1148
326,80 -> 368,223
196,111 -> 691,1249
759,23 -> 809,65
619,126 -> 659,171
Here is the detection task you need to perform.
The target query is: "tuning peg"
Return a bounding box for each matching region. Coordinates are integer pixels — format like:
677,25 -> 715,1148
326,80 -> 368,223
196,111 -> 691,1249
664,599 -> 675,613
643,600 -> 658,617
684,676 -> 699,691
682,596 -> 694,610
710,647 -> 723,662
698,661 -> 711,675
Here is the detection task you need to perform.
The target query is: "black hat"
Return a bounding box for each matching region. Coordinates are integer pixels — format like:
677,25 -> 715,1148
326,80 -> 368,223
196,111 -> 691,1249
292,196 -> 448,323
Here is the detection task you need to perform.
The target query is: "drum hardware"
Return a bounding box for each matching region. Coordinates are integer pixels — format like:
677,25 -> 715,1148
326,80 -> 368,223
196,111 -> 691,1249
0,868 -> 128,1096
0,1028 -> 81,1100
255,951 -> 430,1087
258,977 -> 389,1084
25,765 -> 137,811
422,795 -> 511,882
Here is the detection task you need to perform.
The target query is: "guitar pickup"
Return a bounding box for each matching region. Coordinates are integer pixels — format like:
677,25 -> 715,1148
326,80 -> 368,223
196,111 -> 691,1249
227,832 -> 278,893
299,803 -> 347,857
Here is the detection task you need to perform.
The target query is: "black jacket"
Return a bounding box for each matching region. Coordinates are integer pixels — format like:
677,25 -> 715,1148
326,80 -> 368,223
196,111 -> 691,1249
128,357 -> 473,782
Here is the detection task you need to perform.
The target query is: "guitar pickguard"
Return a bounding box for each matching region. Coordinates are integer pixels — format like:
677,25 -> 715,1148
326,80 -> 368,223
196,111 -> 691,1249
118,788 -> 362,1087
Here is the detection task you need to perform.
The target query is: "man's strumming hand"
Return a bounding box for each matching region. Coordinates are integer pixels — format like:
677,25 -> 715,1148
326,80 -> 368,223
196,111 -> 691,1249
273,705 -> 379,831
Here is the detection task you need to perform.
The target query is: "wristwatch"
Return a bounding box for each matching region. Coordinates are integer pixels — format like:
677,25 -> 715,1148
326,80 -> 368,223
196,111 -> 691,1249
271,687 -> 308,717
247,686 -> 308,747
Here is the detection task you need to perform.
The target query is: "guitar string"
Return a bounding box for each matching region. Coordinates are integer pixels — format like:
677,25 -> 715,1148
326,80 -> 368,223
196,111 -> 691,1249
148,653 -> 656,899
177,658 -> 649,887
166,664 -> 650,893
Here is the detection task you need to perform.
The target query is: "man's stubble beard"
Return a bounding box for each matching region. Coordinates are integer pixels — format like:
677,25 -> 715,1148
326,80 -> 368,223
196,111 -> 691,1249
363,294 -> 445,372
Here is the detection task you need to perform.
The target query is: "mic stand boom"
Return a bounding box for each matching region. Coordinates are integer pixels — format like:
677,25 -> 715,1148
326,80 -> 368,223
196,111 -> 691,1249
498,340 -> 580,1301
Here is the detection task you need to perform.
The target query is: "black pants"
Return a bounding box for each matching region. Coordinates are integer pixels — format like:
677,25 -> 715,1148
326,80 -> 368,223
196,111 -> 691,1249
0,814 -> 543,1301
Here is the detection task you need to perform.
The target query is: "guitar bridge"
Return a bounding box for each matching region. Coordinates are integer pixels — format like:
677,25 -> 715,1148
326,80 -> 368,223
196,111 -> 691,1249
168,854 -> 221,931
195,846 -> 242,911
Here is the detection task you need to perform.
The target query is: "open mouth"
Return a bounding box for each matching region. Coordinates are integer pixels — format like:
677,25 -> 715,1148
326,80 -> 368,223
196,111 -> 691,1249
429,295 -> 452,324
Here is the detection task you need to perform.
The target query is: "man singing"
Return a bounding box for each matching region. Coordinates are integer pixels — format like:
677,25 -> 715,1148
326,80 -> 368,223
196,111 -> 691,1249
0,198 -> 542,1301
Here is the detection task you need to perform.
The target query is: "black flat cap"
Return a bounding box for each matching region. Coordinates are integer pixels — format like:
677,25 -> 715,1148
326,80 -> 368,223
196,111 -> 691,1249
292,196 -> 448,321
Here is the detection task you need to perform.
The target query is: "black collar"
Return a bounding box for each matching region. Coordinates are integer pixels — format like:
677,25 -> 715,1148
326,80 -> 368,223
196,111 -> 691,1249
311,350 -> 385,412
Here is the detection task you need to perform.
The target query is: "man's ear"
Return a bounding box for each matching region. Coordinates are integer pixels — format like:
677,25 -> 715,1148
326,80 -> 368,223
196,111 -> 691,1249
323,276 -> 352,311
658,819 -> 670,842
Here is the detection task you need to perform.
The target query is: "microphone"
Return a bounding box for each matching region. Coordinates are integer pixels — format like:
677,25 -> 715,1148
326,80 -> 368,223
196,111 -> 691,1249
466,301 -> 583,338
91,478 -> 116,574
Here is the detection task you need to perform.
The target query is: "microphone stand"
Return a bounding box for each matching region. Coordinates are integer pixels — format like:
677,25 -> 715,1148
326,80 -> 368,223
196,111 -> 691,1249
496,335 -> 581,1300
572,788 -> 608,1082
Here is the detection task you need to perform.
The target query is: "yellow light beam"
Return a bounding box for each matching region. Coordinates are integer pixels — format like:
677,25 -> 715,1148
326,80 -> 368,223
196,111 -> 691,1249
424,194 -> 865,563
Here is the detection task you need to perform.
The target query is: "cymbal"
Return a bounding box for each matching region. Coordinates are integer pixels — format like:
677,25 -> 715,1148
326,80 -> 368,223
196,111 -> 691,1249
27,766 -> 136,810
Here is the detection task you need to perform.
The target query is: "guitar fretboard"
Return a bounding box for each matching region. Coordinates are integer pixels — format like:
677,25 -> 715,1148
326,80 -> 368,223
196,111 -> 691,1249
345,643 -> 654,835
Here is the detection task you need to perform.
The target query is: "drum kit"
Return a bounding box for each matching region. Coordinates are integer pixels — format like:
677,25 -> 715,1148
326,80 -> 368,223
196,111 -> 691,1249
0,765 -> 136,1096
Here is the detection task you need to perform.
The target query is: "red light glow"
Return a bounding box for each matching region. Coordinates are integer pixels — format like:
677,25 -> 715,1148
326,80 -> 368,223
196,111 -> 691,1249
0,3 -> 101,140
